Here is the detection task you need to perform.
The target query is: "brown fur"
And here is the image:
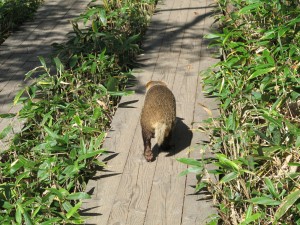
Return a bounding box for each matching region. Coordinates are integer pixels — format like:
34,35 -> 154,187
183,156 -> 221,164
140,81 -> 176,162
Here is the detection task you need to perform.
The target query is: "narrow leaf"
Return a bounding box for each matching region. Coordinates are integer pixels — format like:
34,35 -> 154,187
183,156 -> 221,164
262,114 -> 282,128
274,188 -> 300,222
66,192 -> 91,200
220,171 -> 238,183
242,213 -> 262,224
176,158 -> 202,167
248,67 -> 275,80
16,204 -> 22,224
77,149 -> 105,162
216,154 -> 239,171
239,3 -> 262,15
13,88 -> 25,105
0,125 -> 12,139
0,113 -> 16,118
265,178 -> 279,198
66,201 -> 82,219
248,197 -> 281,206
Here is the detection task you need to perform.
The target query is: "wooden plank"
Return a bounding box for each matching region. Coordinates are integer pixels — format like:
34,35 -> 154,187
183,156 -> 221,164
83,0 -> 176,224
143,102 -> 194,225
181,0 -> 220,223
106,123 -> 157,225
181,60 -> 219,225
104,1 -> 183,224
143,0 -> 214,224
83,74 -> 152,225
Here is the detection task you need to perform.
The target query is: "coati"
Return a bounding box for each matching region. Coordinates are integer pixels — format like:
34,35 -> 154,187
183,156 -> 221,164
140,81 -> 176,162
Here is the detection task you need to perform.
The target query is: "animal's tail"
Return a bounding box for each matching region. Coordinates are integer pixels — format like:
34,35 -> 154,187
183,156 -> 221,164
155,122 -> 167,146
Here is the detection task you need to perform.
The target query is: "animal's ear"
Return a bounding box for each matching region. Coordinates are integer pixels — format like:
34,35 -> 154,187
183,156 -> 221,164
145,81 -> 153,90
145,81 -> 167,91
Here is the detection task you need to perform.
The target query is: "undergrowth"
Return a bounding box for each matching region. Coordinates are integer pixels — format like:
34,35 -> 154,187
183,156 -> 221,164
0,0 -> 43,44
179,0 -> 300,224
0,0 -> 156,224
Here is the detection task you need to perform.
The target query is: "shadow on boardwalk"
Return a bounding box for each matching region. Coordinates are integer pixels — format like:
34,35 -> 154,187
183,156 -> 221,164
0,0 -> 87,112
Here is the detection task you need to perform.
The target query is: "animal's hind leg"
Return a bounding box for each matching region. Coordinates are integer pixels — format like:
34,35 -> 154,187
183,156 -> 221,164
142,129 -> 153,162
160,131 -> 173,150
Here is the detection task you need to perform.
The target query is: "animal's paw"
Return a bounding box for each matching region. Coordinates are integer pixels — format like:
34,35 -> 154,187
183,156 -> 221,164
144,150 -> 153,162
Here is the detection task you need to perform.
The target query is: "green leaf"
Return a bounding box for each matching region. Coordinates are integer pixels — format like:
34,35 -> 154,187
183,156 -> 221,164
74,115 -> 82,127
176,158 -> 202,167
254,130 -> 274,145
2,201 -> 13,210
262,114 -> 282,128
92,107 -> 102,122
99,8 -> 107,26
216,154 -> 239,172
10,159 -> 23,174
265,178 -> 279,198
0,113 -> 16,118
248,197 -> 281,206
38,160 -> 52,181
195,182 -> 207,192
108,90 -> 135,96
13,88 -> 25,105
16,203 -> 34,225
248,67 -> 275,80
274,188 -> 300,222
66,192 -> 91,200
62,201 -> 72,213
44,127 -> 60,139
40,218 -> 61,225
278,27 -> 289,37
23,209 -> 34,225
204,33 -> 222,39
69,55 -> 78,68
0,125 -> 12,139
62,165 -> 78,176
47,188 -> 65,200
179,166 -> 203,176
245,204 -> 253,220
241,213 -> 262,225
54,57 -> 64,73
106,77 -> 119,92
262,50 -> 275,65
295,136 -> 300,148
44,126 -> 66,143
288,17 -> 300,26
288,162 -> 300,167
66,201 -> 82,219
16,171 -> 30,185
16,204 -> 22,224
92,20 -> 98,32
226,114 -> 236,130
77,149 -> 105,162
38,56 -> 47,69
25,68 -> 38,80
239,3 -> 262,15
220,171 -> 238,183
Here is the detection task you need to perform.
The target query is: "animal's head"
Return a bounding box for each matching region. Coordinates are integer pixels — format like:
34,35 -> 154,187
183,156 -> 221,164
145,81 -> 167,91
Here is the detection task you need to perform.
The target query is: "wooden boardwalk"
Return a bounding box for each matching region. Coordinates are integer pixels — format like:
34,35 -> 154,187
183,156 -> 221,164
82,0 -> 219,224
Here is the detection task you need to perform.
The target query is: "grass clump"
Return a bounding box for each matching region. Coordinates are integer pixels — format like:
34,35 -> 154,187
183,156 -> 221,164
180,0 -> 300,224
0,0 -> 43,44
0,0 -> 156,223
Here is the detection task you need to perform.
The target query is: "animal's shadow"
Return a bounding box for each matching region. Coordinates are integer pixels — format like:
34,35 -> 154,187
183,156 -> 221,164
151,117 -> 193,160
